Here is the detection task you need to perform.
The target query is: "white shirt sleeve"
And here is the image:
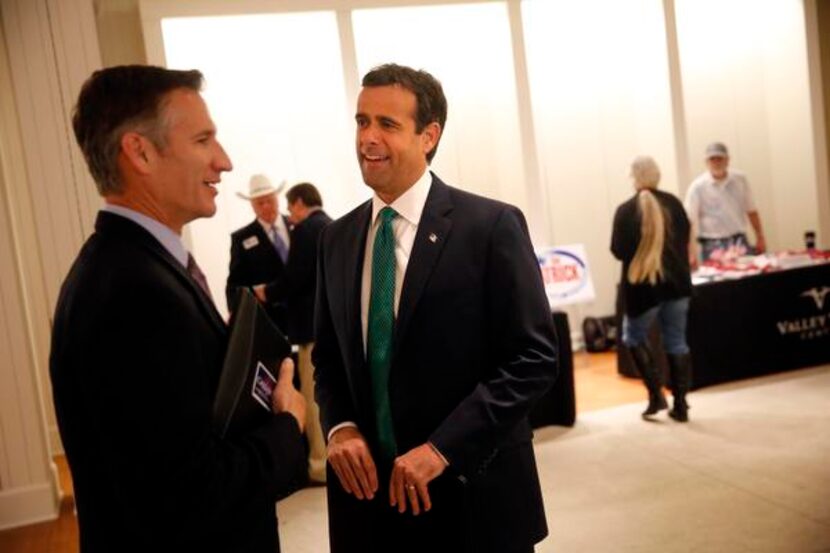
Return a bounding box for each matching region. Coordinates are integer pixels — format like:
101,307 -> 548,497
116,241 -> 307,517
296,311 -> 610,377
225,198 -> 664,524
327,421 -> 358,442
684,182 -> 700,228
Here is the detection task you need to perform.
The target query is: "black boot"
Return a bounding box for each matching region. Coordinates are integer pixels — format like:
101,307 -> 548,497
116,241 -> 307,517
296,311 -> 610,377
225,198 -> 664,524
630,345 -> 667,419
667,353 -> 692,422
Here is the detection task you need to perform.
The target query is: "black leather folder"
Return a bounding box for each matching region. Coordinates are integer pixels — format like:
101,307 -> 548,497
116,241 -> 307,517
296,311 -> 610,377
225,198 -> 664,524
213,288 -> 291,438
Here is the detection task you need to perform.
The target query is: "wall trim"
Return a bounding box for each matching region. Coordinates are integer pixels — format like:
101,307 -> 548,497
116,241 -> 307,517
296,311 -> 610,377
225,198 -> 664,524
0,482 -> 60,531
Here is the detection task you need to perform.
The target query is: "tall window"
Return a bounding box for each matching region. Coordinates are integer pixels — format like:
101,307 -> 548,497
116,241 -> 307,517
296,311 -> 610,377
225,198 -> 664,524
522,0 -> 676,313
161,12 -> 355,315
352,3 -> 528,214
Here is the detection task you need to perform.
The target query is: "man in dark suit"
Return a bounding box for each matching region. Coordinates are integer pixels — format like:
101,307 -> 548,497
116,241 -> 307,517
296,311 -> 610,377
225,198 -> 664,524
226,174 -> 292,335
50,65 -> 306,553
313,63 -> 558,553
280,182 -> 332,483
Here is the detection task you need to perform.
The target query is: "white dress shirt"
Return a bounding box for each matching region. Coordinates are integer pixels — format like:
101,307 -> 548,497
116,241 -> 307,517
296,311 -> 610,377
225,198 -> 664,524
360,169 -> 432,351
102,204 -> 188,267
327,169 -> 432,441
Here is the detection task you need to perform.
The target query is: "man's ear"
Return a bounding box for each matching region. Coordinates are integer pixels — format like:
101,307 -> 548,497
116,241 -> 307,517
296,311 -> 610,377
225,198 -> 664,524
421,121 -> 442,156
120,132 -> 152,174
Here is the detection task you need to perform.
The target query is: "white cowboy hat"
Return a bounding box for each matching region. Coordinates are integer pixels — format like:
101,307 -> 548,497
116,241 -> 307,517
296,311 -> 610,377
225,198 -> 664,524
236,174 -> 286,200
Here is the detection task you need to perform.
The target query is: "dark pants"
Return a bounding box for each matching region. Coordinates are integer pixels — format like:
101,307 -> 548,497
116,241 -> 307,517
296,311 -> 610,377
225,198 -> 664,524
325,465 -> 538,553
327,464 -> 468,553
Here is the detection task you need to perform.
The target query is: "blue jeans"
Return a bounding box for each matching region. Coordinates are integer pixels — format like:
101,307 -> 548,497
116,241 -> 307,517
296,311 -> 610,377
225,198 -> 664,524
698,233 -> 751,261
622,297 -> 690,355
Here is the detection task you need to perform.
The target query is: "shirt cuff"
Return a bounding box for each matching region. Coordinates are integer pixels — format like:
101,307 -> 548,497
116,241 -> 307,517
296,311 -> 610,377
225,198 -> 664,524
327,421 -> 357,442
427,441 -> 449,467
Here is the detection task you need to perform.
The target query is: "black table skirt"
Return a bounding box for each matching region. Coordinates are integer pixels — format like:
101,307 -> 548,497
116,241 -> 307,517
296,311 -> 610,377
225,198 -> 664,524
617,263 -> 830,390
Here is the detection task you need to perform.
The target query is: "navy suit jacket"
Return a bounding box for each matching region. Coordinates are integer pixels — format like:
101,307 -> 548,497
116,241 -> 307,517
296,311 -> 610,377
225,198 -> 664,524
50,212 -> 305,553
313,175 -> 558,552
226,216 -> 292,335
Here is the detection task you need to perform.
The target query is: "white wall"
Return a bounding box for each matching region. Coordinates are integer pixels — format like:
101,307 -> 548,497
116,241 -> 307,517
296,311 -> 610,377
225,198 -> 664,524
0,0 -> 103,529
676,0 -> 820,252
523,0 -> 678,325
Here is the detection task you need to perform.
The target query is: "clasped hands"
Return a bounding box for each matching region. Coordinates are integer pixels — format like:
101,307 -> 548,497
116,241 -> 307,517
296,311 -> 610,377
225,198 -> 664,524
327,427 -> 447,515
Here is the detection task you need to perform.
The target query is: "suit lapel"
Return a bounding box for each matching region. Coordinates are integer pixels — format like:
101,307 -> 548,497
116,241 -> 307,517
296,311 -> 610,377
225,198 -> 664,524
394,176 -> 453,355
96,212 -> 227,336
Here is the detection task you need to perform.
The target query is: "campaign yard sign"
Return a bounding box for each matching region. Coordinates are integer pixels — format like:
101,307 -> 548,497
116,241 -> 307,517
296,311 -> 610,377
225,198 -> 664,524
537,244 -> 596,308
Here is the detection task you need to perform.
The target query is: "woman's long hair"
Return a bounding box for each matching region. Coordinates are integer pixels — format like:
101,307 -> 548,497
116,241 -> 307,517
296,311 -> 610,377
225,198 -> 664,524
627,156 -> 667,285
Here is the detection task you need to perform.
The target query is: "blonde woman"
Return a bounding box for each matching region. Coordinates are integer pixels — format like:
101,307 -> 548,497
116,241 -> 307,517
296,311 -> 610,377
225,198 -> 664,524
611,156 -> 693,422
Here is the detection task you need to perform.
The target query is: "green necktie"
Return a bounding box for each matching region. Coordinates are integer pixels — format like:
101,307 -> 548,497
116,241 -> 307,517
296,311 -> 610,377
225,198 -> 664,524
367,207 -> 397,461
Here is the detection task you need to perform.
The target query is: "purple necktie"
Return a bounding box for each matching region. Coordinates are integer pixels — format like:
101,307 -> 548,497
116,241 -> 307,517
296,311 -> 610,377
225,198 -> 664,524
186,253 -> 213,300
269,225 -> 289,263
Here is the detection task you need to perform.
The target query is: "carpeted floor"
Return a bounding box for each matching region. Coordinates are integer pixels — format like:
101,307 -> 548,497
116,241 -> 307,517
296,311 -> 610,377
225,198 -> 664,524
277,364 -> 830,552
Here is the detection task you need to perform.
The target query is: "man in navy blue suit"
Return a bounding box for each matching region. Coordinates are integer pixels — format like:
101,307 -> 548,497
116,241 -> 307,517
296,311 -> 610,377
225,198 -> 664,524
313,63 -> 558,553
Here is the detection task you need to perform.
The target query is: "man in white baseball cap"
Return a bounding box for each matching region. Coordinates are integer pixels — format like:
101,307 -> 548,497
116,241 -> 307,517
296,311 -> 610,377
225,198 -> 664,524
684,142 -> 766,264
226,174 -> 292,334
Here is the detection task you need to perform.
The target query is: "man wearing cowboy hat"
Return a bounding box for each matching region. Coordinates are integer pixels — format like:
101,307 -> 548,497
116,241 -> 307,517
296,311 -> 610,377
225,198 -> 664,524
226,174 -> 293,335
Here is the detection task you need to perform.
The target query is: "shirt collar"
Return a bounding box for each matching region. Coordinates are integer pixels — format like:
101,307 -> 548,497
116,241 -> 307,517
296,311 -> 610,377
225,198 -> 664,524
371,168 -> 432,227
102,204 -> 188,267
258,216 -> 282,232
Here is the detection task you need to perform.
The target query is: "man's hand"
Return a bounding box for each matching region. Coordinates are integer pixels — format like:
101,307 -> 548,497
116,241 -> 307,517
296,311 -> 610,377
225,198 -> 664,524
327,427 -> 378,500
253,284 -> 267,302
754,235 -> 766,255
270,357 -> 306,432
748,211 -> 766,254
389,443 -> 447,515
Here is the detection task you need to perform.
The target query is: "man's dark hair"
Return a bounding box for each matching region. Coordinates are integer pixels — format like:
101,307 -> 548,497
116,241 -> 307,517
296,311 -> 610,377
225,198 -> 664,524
361,63 -> 447,163
286,182 -> 322,208
72,65 -> 203,196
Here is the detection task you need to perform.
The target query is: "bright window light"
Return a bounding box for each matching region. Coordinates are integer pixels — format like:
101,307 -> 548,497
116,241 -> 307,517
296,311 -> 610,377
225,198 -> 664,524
522,0 -> 676,313
351,3 -> 528,213
160,12 -> 357,316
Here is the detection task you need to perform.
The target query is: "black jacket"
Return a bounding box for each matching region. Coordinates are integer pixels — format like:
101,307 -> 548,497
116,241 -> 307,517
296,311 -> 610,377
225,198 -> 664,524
50,212 -> 305,553
273,209 -> 332,344
313,175 -> 557,552
226,216 -> 292,336
611,188 -> 693,317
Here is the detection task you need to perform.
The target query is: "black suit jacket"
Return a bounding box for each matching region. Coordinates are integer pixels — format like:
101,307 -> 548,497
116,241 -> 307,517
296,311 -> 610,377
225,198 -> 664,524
275,209 -> 332,344
226,217 -> 292,335
611,189 -> 692,317
50,212 -> 305,553
313,175 -> 558,552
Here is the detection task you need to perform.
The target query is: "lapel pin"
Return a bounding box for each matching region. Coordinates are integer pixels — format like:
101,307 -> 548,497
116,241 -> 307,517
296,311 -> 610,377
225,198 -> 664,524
429,233 -> 438,243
